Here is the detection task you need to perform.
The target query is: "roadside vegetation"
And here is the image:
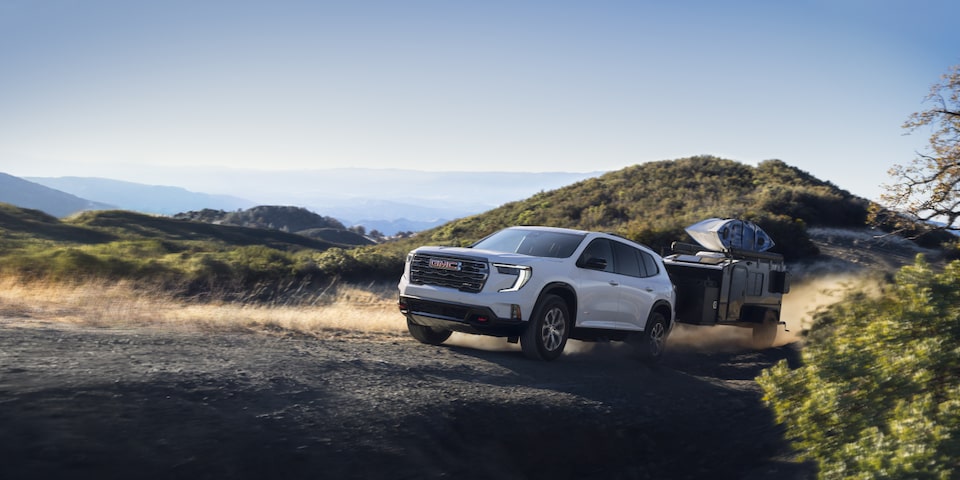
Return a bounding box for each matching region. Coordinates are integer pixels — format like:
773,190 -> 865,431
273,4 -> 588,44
759,258 -> 960,479
761,64 -> 960,479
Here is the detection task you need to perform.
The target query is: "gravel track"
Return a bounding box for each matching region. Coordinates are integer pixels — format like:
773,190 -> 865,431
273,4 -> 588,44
0,319 -> 813,480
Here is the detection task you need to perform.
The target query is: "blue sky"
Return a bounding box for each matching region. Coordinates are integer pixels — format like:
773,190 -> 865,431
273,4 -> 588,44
1,0 -> 958,202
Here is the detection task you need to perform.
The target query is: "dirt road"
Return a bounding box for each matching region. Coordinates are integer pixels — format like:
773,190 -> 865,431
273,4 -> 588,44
0,319 -> 813,480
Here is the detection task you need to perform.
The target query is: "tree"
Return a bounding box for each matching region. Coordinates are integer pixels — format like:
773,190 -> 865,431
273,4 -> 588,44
877,64 -> 960,233
758,258 -> 960,479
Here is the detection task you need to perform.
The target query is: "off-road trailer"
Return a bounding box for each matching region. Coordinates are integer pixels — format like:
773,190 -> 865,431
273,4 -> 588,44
662,219 -> 791,348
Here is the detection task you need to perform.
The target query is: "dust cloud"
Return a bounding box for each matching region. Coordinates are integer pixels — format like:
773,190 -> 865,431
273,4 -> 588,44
445,269 -> 886,356
445,333 -> 604,355
667,270 -> 883,354
446,333 -> 519,352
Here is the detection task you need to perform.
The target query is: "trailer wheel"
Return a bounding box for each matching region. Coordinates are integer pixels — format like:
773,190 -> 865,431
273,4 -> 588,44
407,319 -> 452,345
750,311 -> 779,350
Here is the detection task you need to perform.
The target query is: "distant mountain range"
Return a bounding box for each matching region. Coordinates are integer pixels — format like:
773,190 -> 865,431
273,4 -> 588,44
2,169 -> 601,235
0,173 -> 114,217
25,176 -> 255,215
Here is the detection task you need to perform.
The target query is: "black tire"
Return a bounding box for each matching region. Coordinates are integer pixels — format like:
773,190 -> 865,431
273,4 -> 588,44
751,310 -> 779,350
520,295 -> 570,361
406,319 -> 452,345
636,311 -> 668,362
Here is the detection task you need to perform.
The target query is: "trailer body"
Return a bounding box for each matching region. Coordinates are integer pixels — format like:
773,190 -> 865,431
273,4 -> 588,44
662,219 -> 790,346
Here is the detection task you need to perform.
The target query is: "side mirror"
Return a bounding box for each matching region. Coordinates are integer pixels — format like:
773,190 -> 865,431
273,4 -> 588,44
583,257 -> 608,271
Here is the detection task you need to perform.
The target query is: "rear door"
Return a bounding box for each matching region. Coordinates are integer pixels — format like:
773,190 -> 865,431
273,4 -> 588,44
611,241 -> 657,331
723,264 -> 749,322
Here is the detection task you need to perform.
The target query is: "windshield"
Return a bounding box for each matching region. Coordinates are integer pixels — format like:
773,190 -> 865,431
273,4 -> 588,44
471,229 -> 586,258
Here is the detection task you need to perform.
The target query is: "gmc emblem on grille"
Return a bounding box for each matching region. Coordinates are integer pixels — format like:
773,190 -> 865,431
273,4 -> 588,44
429,258 -> 462,271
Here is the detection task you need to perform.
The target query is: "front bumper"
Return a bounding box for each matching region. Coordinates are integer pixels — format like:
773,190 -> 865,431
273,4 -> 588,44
398,295 -> 526,337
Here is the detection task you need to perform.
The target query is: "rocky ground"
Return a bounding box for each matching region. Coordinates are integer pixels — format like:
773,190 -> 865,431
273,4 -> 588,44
0,319 -> 814,480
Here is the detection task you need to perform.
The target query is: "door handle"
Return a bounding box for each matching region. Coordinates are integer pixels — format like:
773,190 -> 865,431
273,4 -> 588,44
645,287 -> 654,292
609,281 -> 619,286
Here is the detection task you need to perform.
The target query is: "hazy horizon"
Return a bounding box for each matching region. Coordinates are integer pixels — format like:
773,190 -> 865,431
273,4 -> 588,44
3,1 -> 959,203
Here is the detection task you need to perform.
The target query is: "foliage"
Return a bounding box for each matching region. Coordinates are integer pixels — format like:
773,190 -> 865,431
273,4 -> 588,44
173,205 -> 346,232
758,258 -> 960,479
876,64 -> 960,233
171,205 -> 375,247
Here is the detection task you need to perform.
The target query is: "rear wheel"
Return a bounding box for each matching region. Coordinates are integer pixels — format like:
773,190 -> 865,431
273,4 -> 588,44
635,311 -> 668,362
521,295 -> 570,361
406,319 -> 452,345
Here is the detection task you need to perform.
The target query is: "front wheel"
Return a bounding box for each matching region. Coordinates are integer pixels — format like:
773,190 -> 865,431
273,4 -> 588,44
521,295 -> 570,361
407,319 -> 452,345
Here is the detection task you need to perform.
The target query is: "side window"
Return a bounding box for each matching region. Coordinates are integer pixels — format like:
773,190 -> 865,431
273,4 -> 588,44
577,239 -> 614,272
611,241 -> 641,277
640,251 -> 659,277
636,250 -> 649,277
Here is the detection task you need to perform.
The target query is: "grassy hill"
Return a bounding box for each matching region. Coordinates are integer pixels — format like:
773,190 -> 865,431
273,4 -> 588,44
0,205 -> 353,296
390,156 -> 873,259
174,206 -> 374,247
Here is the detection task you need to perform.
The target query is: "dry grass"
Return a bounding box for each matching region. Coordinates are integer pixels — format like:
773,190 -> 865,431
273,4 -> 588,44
0,276 -> 408,341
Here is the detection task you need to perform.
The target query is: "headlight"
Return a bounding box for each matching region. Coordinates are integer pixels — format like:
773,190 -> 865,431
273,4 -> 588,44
493,264 -> 532,292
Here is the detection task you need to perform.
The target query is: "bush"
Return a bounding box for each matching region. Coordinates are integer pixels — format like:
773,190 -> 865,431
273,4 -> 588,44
758,257 -> 960,479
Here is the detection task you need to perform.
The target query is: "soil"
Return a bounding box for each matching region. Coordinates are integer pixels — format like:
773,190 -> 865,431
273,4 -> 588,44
0,318 -> 814,480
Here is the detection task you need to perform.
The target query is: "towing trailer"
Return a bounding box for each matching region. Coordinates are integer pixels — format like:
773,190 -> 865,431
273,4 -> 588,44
662,219 -> 790,348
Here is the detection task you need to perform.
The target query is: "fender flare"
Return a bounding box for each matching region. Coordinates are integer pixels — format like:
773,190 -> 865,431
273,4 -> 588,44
534,282 -> 578,323
652,299 -> 675,325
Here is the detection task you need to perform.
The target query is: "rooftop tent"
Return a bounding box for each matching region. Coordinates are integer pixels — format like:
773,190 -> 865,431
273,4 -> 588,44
685,218 -> 775,253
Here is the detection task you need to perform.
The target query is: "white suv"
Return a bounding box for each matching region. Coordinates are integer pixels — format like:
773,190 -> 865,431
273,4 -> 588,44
397,226 -> 676,361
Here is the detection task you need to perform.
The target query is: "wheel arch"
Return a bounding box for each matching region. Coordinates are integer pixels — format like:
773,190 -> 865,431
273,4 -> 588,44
651,299 -> 674,326
535,282 -> 577,324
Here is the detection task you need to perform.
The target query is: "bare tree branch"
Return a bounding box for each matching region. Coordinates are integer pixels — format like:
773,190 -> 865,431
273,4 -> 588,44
873,64 -> 960,235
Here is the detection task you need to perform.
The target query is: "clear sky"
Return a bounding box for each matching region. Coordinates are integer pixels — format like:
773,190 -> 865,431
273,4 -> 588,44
1,0 -> 958,202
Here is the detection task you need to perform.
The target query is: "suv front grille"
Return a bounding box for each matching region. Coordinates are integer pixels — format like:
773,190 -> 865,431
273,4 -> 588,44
410,253 -> 488,293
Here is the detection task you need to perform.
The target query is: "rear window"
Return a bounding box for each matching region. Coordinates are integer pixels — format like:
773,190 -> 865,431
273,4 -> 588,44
472,229 -> 586,258
641,250 -> 660,276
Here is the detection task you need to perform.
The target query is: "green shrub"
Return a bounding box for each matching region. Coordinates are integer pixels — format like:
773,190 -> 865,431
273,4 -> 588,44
758,257 -> 960,479
227,245 -> 296,277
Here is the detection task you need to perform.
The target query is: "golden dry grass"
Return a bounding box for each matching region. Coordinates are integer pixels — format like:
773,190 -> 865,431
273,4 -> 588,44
0,276 -> 409,341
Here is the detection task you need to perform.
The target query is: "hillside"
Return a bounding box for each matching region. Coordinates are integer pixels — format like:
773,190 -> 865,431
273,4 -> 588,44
0,204 -> 348,293
66,210 -> 341,250
173,206 -> 374,246
396,156 -> 879,260
0,172 -> 114,217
